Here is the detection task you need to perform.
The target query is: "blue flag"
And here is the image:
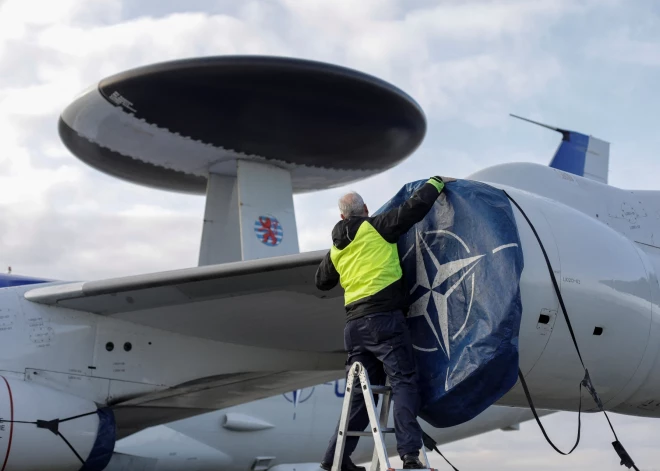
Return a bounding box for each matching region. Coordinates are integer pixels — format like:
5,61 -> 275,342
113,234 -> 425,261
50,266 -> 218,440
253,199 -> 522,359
375,179 -> 525,427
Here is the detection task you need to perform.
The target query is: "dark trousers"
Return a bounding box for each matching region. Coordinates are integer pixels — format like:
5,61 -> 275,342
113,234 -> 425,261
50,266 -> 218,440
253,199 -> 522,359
323,310 -> 423,463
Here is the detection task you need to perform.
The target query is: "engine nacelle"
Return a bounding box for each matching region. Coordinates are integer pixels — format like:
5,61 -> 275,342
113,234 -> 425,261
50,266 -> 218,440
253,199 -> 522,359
477,175 -> 660,415
0,377 -> 115,471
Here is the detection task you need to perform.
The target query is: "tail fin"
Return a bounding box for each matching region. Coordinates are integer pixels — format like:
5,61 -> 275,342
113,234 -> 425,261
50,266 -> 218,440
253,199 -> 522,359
510,114 -> 610,184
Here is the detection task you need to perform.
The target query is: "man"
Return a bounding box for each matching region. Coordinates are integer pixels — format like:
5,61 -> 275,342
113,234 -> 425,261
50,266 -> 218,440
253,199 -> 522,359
316,176 -> 451,471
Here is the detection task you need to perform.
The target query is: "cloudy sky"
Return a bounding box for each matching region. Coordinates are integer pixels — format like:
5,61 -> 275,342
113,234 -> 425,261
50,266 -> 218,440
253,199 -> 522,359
2,0 -> 660,469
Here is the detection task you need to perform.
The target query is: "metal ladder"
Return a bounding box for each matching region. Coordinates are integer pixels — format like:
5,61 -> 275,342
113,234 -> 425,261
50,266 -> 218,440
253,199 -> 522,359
331,362 -> 436,471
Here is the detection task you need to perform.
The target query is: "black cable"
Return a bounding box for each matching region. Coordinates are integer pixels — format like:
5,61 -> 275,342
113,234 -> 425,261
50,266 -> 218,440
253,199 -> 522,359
0,410 -> 98,465
516,369 -> 582,455
503,190 -> 639,471
55,430 -> 86,464
59,411 -> 97,423
422,431 -> 459,471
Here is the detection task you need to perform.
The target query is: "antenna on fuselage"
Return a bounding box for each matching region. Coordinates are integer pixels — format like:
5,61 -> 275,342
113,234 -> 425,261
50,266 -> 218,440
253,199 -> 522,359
58,56 -> 426,265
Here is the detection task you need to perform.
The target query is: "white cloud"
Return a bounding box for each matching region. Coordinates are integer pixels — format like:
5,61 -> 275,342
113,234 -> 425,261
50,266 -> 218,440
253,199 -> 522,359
1,0 -> 80,26
0,205 -> 202,280
0,0 -> 579,278
273,0 -> 571,120
403,0 -> 572,40
587,28 -> 660,67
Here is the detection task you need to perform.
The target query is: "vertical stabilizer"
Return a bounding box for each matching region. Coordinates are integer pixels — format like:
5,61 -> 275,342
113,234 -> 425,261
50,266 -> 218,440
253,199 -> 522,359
579,136 -> 609,184
510,114 -> 610,184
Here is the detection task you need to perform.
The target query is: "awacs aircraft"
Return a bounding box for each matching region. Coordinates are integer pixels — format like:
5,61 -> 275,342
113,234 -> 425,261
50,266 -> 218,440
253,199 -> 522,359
0,55 -> 658,471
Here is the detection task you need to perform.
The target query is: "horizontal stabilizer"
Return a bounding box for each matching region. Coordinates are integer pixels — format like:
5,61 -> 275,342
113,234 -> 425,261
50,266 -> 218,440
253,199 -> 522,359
510,114 -> 610,184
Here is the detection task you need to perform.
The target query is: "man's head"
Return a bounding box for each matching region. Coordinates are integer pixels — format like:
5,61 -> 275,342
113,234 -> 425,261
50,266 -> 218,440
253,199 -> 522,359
338,191 -> 369,220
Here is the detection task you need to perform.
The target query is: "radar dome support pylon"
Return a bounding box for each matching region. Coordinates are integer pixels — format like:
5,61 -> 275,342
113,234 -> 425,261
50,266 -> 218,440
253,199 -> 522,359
58,56 -> 427,265
199,160 -> 299,265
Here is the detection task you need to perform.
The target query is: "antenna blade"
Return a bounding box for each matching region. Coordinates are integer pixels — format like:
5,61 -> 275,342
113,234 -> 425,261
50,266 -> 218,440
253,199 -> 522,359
509,114 -> 564,133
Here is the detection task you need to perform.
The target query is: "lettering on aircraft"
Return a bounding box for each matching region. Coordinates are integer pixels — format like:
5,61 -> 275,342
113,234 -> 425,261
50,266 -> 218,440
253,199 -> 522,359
0,311 -> 13,332
563,277 -> 581,284
254,215 -> 283,247
555,170 -> 576,183
335,379 -> 346,398
108,91 -> 137,112
283,381 -> 346,419
405,229 -> 518,356
28,316 -> 53,347
322,380 -> 346,398
609,201 -> 647,225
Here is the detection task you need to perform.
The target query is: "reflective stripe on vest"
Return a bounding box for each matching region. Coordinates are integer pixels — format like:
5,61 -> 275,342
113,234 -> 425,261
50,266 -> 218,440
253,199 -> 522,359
330,221 -> 402,306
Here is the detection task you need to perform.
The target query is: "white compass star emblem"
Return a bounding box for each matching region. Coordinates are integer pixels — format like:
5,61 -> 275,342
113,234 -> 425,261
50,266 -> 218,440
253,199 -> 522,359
402,229 -> 518,358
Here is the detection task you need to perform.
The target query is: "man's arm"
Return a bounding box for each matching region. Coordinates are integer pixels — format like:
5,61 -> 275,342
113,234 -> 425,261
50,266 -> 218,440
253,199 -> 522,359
370,176 -> 446,243
315,251 -> 340,290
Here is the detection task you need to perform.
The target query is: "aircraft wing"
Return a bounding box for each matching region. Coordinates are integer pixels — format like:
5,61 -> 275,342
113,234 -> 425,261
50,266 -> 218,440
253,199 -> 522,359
25,250 -> 351,436
25,250 -> 346,353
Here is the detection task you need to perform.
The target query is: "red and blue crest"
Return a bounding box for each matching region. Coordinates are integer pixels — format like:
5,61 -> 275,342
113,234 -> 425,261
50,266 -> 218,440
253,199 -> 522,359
254,215 -> 283,246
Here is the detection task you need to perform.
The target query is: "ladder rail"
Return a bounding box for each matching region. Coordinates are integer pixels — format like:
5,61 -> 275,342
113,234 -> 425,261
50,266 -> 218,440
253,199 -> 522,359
419,447 -> 431,468
332,361 -> 436,471
331,363 -> 360,471
357,365 -> 392,471
369,378 -> 392,471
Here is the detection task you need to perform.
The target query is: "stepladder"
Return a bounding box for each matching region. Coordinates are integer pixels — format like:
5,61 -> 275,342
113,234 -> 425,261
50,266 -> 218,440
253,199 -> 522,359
331,362 -> 436,471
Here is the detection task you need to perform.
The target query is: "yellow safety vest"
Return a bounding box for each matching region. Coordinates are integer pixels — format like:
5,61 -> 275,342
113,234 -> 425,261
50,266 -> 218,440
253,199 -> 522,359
330,221 -> 402,306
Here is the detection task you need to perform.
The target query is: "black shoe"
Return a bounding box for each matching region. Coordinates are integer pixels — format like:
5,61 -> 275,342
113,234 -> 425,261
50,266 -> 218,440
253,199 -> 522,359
320,459 -> 366,471
402,454 -> 425,469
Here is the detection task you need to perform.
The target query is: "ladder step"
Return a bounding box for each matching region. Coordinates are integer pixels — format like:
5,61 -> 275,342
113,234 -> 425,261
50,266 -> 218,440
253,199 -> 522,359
345,428 -> 395,437
334,363 -> 400,471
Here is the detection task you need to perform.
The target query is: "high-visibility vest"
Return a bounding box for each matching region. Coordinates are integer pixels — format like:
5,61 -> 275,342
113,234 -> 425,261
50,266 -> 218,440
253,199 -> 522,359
330,221 -> 402,306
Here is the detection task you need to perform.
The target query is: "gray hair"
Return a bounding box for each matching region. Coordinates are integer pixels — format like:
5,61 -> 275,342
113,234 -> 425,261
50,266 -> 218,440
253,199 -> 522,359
338,191 -> 365,218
